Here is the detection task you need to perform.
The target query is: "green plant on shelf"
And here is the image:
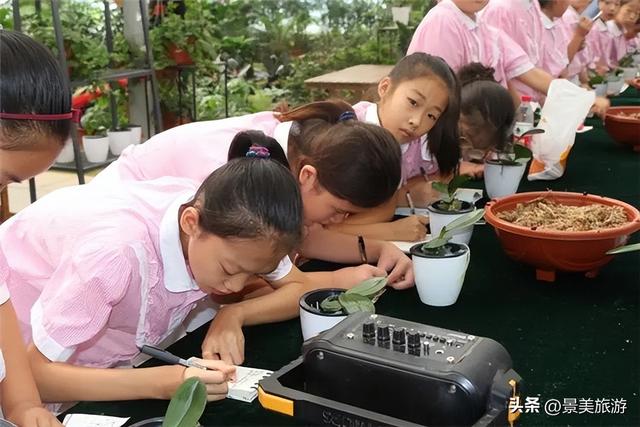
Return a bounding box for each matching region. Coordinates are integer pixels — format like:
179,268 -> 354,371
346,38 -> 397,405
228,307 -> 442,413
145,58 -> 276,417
80,96 -> 111,137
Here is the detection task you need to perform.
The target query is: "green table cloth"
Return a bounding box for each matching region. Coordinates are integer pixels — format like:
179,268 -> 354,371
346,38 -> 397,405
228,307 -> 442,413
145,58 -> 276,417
60,127 -> 639,426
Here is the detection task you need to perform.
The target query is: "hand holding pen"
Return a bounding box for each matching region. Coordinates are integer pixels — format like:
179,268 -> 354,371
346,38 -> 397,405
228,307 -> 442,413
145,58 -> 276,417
140,345 -> 236,401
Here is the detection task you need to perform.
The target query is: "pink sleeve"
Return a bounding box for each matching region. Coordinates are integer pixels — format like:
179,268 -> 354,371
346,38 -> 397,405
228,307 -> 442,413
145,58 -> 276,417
499,32 -> 535,79
407,14 -> 465,71
31,244 -> 136,362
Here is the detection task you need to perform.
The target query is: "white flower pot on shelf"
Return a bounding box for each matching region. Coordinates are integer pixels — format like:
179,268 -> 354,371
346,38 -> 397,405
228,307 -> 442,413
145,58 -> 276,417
484,161 -> 527,199
127,124 -> 142,145
411,242 -> 470,307
427,201 -> 475,245
391,6 -> 411,25
56,140 -> 75,163
108,129 -> 133,155
299,288 -> 347,341
83,135 -> 109,163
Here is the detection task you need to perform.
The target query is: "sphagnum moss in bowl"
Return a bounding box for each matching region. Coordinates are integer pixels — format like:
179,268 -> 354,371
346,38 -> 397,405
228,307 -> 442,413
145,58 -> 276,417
485,191 -> 640,281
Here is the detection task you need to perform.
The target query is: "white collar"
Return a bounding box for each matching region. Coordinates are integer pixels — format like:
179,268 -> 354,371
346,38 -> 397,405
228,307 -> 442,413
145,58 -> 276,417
443,0 -> 478,30
160,192 -> 200,293
541,13 -> 556,29
606,20 -> 622,37
365,103 -> 381,126
272,121 -> 292,157
595,18 -> 608,31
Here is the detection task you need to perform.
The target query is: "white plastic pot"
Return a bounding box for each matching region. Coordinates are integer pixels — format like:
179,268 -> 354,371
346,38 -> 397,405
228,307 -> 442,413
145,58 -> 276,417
621,67 -> 637,80
411,243 -> 470,307
427,201 -> 475,245
83,135 -> 109,163
484,161 -> 527,199
299,289 -> 347,341
56,141 -> 75,163
127,125 -> 142,145
108,129 -> 133,155
633,54 -> 640,66
606,78 -> 624,96
593,83 -> 607,97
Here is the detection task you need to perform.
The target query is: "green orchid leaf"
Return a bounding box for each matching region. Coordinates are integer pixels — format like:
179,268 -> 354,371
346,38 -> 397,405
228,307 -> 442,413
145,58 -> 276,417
338,293 -> 375,314
606,243 -> 640,255
513,144 -> 532,161
448,174 -> 472,195
431,181 -> 449,195
163,377 -> 207,427
320,295 -> 343,313
346,277 -> 387,298
441,209 -> 485,236
422,237 -> 449,250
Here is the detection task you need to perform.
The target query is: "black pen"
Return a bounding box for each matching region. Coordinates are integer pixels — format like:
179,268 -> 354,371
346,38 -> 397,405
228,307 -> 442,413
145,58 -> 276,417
139,344 -> 208,370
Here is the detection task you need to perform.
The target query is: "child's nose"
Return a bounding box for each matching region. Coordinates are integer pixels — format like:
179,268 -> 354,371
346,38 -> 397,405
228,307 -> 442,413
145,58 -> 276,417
228,273 -> 249,292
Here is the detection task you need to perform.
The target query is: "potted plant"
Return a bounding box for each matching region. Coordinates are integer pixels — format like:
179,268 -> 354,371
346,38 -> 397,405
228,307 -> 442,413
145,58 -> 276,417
589,72 -> 607,97
80,98 -> 111,163
130,377 -> 207,427
606,69 -> 624,95
618,54 -> 637,80
429,175 -> 477,245
411,209 -> 485,306
484,143 -> 533,199
107,88 -> 135,155
299,277 -> 387,340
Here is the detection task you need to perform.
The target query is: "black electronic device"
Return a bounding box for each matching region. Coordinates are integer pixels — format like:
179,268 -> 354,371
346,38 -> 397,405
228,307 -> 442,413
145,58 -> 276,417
259,313 -> 521,426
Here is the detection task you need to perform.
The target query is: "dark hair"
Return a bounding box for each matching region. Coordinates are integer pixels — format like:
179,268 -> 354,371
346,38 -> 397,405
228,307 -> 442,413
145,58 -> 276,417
187,157 -> 303,253
458,63 -> 515,150
538,0 -> 553,8
278,100 -> 401,208
387,53 -> 461,175
0,30 -> 71,150
227,130 -> 290,169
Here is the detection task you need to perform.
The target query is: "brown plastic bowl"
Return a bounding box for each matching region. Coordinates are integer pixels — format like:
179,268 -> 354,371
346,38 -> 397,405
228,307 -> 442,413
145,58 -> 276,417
604,107 -> 640,152
485,192 -> 640,282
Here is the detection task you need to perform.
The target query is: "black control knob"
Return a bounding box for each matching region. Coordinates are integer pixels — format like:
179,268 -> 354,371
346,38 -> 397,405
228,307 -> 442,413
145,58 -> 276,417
362,321 -> 375,338
407,330 -> 420,347
392,328 -> 406,345
377,323 -> 390,341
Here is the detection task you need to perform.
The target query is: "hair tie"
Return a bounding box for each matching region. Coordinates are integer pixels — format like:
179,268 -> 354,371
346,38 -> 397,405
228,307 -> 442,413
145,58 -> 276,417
246,145 -> 270,159
0,108 -> 81,123
338,111 -> 356,122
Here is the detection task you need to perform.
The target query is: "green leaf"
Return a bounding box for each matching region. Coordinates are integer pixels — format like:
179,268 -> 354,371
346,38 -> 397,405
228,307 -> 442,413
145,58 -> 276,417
606,243 -> 640,255
345,277 -> 387,298
163,377 -> 207,427
320,295 -> 343,313
338,293 -> 375,314
513,144 -> 532,162
441,209 -> 485,236
431,181 -> 449,195
448,174 -> 471,195
422,237 -> 449,250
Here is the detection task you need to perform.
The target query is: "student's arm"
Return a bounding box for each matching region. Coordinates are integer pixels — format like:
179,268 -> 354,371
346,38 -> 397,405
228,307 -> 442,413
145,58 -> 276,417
0,301 -> 62,426
515,67 -> 554,95
567,17 -> 592,63
27,345 -> 233,403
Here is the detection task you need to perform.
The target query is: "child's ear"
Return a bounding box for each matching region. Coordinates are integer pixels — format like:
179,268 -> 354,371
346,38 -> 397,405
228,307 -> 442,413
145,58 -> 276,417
378,77 -> 392,99
298,164 -> 320,194
179,206 -> 201,237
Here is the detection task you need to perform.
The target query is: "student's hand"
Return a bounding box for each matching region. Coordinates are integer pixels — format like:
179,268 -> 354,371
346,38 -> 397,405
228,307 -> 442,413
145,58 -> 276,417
334,265 -> 389,288
376,242 -> 415,290
591,96 -> 610,118
201,306 -> 245,365
575,16 -> 593,38
390,215 -> 428,242
459,161 -> 485,179
183,358 -> 236,402
12,407 -> 63,427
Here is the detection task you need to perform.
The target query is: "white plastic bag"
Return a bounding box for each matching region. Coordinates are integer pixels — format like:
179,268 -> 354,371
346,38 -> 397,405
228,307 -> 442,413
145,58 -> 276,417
528,79 -> 595,181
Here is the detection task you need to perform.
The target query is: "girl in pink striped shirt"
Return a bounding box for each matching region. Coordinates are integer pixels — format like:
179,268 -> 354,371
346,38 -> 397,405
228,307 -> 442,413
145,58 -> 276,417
0,30 -> 68,427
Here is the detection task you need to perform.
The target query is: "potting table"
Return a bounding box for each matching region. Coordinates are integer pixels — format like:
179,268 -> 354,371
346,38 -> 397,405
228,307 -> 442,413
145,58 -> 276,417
59,127 -> 639,426
304,64 -> 394,102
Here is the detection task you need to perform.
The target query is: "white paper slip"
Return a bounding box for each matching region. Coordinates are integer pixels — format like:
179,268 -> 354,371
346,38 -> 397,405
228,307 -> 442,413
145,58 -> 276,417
227,366 -> 273,403
576,125 -> 593,134
390,238 -> 431,254
63,414 -> 129,427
